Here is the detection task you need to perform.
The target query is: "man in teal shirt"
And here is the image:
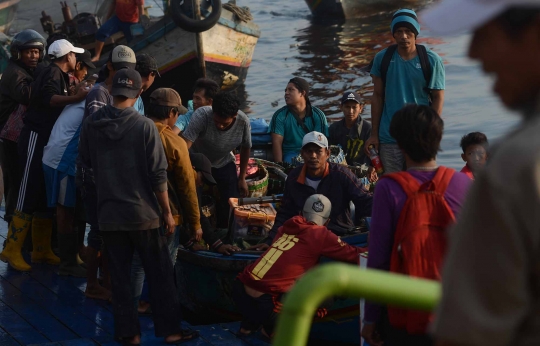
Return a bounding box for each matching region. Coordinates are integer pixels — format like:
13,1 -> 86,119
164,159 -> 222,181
366,9 -> 445,173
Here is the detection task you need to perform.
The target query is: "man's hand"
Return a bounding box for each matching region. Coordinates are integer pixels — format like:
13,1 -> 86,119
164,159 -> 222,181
194,228 -> 203,242
162,211 -> 176,235
361,323 -> 383,346
75,82 -> 90,101
364,135 -> 379,156
367,166 -> 379,183
247,243 -> 269,251
238,177 -> 248,197
217,244 -> 241,255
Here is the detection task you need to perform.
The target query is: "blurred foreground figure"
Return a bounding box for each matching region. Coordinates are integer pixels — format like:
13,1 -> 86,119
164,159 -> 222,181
422,1 -> 540,345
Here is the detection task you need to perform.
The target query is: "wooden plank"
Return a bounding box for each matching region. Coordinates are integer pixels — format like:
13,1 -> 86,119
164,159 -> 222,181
0,266 -> 113,344
0,325 -> 23,346
60,338 -> 98,346
0,296 -> 50,345
219,322 -> 270,346
193,324 -> 250,346
0,275 -> 79,342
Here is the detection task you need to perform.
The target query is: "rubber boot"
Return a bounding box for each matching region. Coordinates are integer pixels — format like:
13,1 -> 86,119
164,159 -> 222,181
0,211 -> 32,271
31,215 -> 61,264
58,233 -> 87,277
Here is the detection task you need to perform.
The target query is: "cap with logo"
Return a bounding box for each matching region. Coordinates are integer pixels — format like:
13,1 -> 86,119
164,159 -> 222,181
340,91 -> 363,105
149,88 -> 189,114
421,0 -> 532,35
302,131 -> 328,149
189,153 -> 217,185
110,45 -> 136,70
303,194 -> 332,226
76,49 -> 96,69
48,39 -> 84,59
136,53 -> 161,77
111,69 -> 142,99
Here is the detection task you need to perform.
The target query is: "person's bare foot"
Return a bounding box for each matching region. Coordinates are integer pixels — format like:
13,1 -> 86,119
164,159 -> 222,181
85,283 -> 112,301
119,334 -> 140,345
165,330 -> 200,344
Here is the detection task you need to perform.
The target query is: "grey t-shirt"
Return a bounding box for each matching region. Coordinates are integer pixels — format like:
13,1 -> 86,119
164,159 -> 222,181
431,113 -> 540,345
182,106 -> 252,168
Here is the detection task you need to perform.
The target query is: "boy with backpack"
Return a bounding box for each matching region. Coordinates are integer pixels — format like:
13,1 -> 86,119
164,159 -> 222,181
361,104 -> 471,346
460,132 -> 488,180
365,9 -> 445,174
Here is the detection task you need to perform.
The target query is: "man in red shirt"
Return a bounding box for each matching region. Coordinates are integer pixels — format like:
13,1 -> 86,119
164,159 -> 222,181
92,0 -> 146,62
234,194 -> 364,338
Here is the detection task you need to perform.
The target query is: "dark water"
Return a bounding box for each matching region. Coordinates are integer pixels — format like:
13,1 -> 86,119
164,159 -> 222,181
13,0 -> 519,168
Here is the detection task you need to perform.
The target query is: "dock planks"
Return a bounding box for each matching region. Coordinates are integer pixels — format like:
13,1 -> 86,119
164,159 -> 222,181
0,210 -> 269,346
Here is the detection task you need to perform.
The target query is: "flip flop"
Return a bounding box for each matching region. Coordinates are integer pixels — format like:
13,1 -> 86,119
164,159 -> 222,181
165,330 -> 200,344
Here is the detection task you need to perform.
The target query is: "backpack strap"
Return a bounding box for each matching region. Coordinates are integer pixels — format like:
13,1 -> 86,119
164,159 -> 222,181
416,45 -> 432,91
381,171 -> 421,198
380,45 -> 398,89
430,167 -> 455,195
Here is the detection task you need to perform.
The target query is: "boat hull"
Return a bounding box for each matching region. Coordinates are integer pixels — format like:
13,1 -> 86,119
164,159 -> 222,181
304,0 -> 432,19
0,0 -> 20,33
175,232 -> 368,344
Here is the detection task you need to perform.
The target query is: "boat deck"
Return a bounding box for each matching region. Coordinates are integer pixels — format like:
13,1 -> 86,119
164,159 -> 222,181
0,210 -> 270,346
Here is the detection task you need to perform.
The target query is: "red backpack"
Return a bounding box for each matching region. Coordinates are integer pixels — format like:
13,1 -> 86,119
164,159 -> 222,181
383,167 -> 455,334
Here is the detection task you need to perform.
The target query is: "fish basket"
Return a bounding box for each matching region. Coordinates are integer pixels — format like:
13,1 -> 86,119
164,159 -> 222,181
228,198 -> 276,243
201,195 -> 216,228
246,164 -> 269,197
291,145 -> 348,167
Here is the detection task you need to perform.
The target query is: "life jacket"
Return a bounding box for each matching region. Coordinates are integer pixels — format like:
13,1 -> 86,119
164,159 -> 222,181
384,167 -> 455,334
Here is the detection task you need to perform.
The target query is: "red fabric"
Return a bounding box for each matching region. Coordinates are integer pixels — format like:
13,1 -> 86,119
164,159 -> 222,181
238,215 -> 364,294
460,164 -> 474,180
115,0 -> 143,23
382,167 -> 455,334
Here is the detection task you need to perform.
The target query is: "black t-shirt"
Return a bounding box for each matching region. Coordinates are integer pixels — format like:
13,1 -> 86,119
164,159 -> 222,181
0,59 -> 34,132
328,117 -> 372,166
23,63 -> 69,135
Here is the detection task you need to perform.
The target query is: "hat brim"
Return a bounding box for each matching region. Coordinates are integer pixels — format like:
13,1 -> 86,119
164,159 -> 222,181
81,59 -> 96,69
71,47 -> 85,54
303,211 -> 327,226
302,141 -> 327,149
421,0 -> 508,35
111,87 -> 140,99
112,62 -> 136,71
202,170 -> 217,185
178,105 -> 188,115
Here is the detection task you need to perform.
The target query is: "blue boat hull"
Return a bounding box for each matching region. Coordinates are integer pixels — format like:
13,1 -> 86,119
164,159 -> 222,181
175,232 -> 368,344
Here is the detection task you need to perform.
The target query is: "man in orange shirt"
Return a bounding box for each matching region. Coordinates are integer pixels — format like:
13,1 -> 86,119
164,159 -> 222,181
92,0 -> 146,62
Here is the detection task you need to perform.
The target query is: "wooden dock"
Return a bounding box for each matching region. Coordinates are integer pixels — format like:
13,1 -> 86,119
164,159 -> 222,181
0,209 -> 270,346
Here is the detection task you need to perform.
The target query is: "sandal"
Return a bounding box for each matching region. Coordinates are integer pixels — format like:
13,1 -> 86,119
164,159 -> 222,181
165,329 -> 200,344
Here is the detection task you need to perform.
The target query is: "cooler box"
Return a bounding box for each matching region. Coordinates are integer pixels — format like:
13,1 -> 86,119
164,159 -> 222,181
228,198 -> 276,243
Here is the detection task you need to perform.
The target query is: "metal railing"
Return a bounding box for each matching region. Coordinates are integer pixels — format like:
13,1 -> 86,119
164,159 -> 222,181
272,263 -> 441,345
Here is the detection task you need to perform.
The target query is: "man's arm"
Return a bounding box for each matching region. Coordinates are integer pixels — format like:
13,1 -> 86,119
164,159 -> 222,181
431,89 -> 444,116
320,230 -> 364,263
154,190 -> 175,235
347,170 -> 373,220
106,0 -> 116,20
50,83 -> 88,107
172,141 -> 201,233
365,75 -> 383,155
271,134 -> 284,163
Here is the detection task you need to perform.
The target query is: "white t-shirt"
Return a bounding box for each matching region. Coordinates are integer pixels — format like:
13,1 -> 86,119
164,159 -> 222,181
305,176 -> 321,190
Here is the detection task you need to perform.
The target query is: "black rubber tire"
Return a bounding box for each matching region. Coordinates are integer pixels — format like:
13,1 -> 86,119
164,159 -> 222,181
170,0 -> 222,33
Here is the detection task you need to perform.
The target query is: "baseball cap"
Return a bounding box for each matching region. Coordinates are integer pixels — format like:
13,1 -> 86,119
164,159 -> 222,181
421,0 -> 539,35
302,131 -> 328,149
149,88 -> 189,114
190,153 -> 217,185
110,45 -> 136,70
136,53 -> 161,77
76,49 -> 96,69
111,69 -> 142,99
48,39 -> 84,59
341,91 -> 363,105
302,194 -> 331,226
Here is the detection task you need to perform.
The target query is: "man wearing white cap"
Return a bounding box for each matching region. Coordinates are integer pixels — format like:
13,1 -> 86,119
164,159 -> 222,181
250,131 -> 372,251
365,9 -> 445,174
421,2 -> 540,346
0,39 -> 89,272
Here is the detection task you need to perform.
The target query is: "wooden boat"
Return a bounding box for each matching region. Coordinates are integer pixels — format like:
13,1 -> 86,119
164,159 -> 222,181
304,0 -> 432,19
41,0 -> 260,104
175,226 -> 369,344
0,0 -> 19,34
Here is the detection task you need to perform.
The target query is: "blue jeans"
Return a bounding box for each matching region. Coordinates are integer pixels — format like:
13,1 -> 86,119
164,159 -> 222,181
131,226 -> 180,303
379,143 -> 405,174
95,15 -> 134,42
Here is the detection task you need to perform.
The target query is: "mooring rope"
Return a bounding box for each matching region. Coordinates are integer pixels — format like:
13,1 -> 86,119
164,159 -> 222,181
222,1 -> 253,22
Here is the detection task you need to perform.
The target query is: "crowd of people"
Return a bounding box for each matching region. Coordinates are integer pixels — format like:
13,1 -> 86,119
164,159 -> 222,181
0,0 -> 537,344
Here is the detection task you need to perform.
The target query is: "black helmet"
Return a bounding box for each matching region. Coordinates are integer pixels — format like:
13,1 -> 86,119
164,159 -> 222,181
10,29 -> 46,61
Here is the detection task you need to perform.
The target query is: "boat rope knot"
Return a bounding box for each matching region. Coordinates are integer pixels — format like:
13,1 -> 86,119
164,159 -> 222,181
223,1 -> 253,22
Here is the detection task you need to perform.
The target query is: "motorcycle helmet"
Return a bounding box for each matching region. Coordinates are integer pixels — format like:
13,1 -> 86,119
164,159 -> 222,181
10,29 -> 47,62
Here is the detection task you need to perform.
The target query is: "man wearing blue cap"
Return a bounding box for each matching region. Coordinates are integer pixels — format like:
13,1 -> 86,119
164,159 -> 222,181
365,9 -> 445,174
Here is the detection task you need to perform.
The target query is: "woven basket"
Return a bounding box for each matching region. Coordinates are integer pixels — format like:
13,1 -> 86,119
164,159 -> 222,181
246,165 -> 269,197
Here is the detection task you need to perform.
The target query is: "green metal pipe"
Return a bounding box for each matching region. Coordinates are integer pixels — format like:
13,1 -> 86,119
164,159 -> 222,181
272,263 -> 441,346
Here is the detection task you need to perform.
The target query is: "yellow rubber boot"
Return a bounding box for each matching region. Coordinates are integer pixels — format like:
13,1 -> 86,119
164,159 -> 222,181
0,211 -> 32,271
31,215 -> 60,265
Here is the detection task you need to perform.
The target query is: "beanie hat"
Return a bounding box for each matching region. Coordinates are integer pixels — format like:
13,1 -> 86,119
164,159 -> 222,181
391,9 -> 420,36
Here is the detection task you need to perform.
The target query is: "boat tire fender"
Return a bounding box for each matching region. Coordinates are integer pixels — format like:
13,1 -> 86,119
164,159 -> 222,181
170,0 -> 222,33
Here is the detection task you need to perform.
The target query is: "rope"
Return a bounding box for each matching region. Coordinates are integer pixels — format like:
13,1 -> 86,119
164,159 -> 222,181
223,1 -> 253,22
